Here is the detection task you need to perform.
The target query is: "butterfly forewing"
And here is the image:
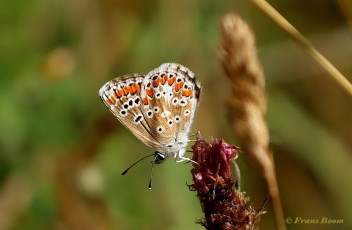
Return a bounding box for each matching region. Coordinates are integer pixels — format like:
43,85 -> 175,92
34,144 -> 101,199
99,74 -> 160,148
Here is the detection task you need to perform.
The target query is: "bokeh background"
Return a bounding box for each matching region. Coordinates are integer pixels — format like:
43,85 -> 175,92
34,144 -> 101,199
1,0 -> 351,229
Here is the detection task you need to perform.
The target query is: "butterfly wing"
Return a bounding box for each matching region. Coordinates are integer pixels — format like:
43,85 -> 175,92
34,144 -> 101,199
139,63 -> 201,153
99,74 -> 161,148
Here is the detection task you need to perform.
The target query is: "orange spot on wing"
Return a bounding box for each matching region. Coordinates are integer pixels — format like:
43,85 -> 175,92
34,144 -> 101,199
108,97 -> 116,105
122,88 -> 128,96
129,84 -> 136,94
195,89 -> 200,98
168,78 -> 175,86
146,88 -> 154,97
182,89 -> 193,97
125,86 -> 132,94
135,84 -> 141,93
142,96 -> 148,105
106,98 -> 113,105
118,89 -> 125,97
152,79 -> 159,88
132,84 -> 140,94
160,75 -> 168,85
175,82 -> 184,92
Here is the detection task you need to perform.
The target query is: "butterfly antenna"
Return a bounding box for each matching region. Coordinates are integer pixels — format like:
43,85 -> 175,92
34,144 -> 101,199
148,161 -> 155,190
121,153 -> 155,175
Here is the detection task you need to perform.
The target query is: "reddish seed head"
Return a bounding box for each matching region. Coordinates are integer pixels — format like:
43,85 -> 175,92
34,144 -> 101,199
191,134 -> 238,192
190,133 -> 260,230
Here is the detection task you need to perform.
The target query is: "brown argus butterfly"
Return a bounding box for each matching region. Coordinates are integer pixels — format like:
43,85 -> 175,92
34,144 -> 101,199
99,63 -> 201,188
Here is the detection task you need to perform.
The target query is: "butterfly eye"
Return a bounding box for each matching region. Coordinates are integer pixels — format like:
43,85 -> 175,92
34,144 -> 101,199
154,153 -> 165,164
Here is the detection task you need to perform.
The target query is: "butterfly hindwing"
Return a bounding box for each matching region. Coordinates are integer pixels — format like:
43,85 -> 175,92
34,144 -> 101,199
139,63 -> 201,153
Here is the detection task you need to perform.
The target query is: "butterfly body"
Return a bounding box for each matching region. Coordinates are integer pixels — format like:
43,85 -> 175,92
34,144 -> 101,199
99,63 -> 201,163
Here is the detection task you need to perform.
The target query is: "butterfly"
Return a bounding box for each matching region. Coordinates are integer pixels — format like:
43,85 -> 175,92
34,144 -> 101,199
99,63 -> 201,187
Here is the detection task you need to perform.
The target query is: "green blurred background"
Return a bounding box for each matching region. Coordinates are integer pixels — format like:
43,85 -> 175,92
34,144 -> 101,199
1,0 -> 351,229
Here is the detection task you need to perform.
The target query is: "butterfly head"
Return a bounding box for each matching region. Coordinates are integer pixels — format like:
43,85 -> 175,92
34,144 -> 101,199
153,151 -> 166,164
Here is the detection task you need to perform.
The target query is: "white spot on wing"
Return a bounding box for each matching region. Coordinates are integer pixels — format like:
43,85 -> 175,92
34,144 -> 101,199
161,109 -> 171,118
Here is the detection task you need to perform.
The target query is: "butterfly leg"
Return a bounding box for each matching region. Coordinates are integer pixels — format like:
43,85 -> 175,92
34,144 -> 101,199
176,155 -> 198,164
174,149 -> 198,165
189,131 -> 199,137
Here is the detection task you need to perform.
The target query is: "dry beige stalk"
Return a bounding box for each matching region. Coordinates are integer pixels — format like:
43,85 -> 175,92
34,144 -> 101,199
250,0 -> 352,96
219,13 -> 286,230
0,174 -> 32,230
